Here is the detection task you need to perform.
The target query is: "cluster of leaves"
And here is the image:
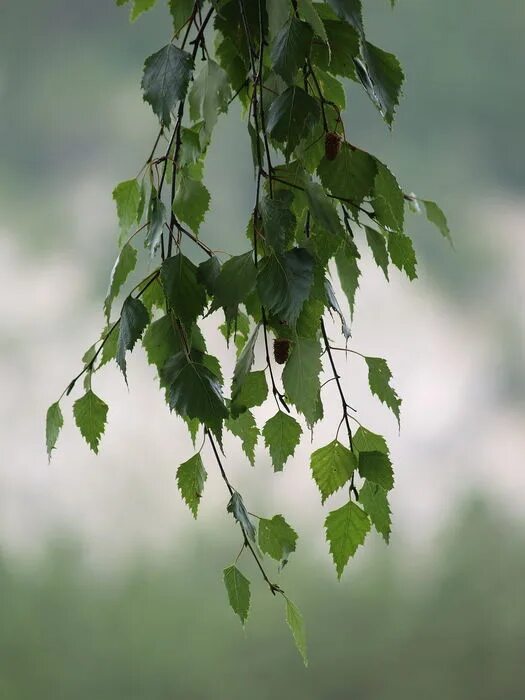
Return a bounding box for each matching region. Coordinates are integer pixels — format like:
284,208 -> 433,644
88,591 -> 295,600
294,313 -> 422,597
46,0 -> 450,664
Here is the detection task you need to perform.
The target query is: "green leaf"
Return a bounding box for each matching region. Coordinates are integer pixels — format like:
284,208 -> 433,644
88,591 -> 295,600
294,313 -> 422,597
227,491 -> 256,543
297,0 -> 329,46
104,243 -> 137,320
211,252 -> 256,311
359,480 -> 392,543
317,144 -> 377,208
335,240 -> 361,319
257,248 -> 314,326
232,371 -> 268,414
173,175 -> 210,233
189,59 -> 231,142
141,44 -> 194,127
225,410 -> 259,466
262,411 -> 302,472
259,191 -> 296,253
142,314 -> 181,376
305,180 -> 344,236
271,17 -> 313,85
326,21 -> 359,78
284,598 -> 308,667
73,390 -> 109,454
99,326 -> 119,369
177,453 -> 207,518
113,179 -> 141,235
325,279 -> 351,340
129,0 -> 156,22
223,565 -> 251,626
267,87 -> 321,160
365,226 -> 389,279
372,163 -> 404,233
258,515 -> 298,563
325,501 -> 370,578
353,426 -> 389,455
162,350 -> 228,427
168,0 -> 194,36
358,451 -> 394,491
198,256 -> 221,295
310,440 -> 356,503
360,41 -> 404,126
116,296 -> 149,381
231,324 -> 260,402
365,356 -> 401,426
161,254 -> 207,328
326,0 -> 363,33
145,192 -> 166,254
388,231 -> 418,280
282,337 -> 322,425
46,402 -> 63,462
423,200 -> 453,245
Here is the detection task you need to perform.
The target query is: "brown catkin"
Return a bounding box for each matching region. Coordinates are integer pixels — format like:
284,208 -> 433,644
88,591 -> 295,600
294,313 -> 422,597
325,131 -> 342,161
273,338 -> 291,365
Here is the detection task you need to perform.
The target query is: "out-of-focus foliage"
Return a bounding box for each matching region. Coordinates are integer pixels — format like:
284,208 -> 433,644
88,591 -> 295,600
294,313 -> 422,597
0,501 -> 522,697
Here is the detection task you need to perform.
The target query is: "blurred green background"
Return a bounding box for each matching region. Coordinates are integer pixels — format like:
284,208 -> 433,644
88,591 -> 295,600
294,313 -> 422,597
1,0 -> 524,696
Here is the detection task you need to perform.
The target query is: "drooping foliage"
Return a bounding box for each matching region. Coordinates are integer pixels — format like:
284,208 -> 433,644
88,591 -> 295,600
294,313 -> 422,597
47,0 -> 450,664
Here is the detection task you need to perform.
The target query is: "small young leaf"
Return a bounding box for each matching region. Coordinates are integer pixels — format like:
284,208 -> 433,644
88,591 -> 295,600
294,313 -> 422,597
141,44 -> 194,127
223,565 -> 251,626
117,296 -> 150,380
365,356 -> 402,427
310,440 -> 356,503
177,453 -> 207,518
359,480 -> 392,543
358,451 -> 394,491
258,515 -> 298,563
46,402 -> 63,462
262,411 -> 302,472
284,598 -> 308,666
113,179 -> 141,235
325,501 -> 371,578
227,491 -> 256,543
73,390 -> 109,454
225,410 -> 259,466
104,243 -> 138,320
